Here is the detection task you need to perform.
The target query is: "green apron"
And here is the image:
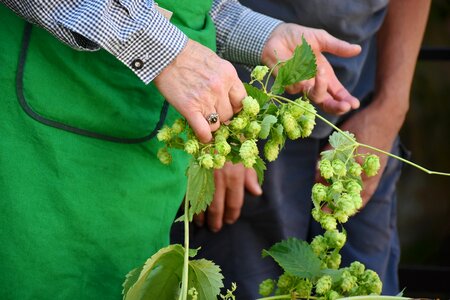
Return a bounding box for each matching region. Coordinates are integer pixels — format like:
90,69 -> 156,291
0,2 -> 214,299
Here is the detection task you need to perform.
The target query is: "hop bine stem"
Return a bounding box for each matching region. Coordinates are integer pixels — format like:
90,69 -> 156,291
271,94 -> 450,177
178,182 -> 191,300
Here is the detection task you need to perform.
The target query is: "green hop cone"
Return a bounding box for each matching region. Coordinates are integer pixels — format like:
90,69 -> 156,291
334,210 -> 349,223
157,148 -> 172,165
315,275 -> 333,295
184,139 -> 199,155
324,229 -> 346,249
281,111 -> 298,136
264,140 -> 280,162
351,194 -> 363,210
215,125 -> 230,140
299,117 -> 315,138
311,235 -> 328,256
213,154 -> 226,169
277,273 -> 294,291
156,126 -> 173,142
242,96 -> 260,117
320,213 -> 337,231
360,270 -> 382,295
348,161 -> 363,177
311,207 -> 322,223
326,251 -> 341,269
246,121 -> 262,139
251,65 -> 269,81
349,261 -> 365,276
332,159 -> 347,177
215,140 -> 231,156
363,154 -> 381,177
345,180 -> 362,194
243,157 -> 257,168
340,270 -> 357,292
286,125 -> 301,140
239,139 -> 258,160
230,116 -> 248,131
312,183 -> 328,206
171,118 -> 185,134
295,279 -> 313,298
335,193 -> 356,216
258,279 -> 275,297
198,154 -> 214,169
319,159 -> 334,179
326,290 -> 340,300
330,181 -> 344,194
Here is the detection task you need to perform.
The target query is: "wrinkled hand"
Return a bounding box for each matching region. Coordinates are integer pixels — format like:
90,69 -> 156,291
193,162 -> 262,232
262,23 -> 361,115
316,103 -> 399,207
154,40 -> 246,143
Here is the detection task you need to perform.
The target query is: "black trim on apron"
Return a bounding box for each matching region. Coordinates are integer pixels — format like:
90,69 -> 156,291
16,23 -> 168,144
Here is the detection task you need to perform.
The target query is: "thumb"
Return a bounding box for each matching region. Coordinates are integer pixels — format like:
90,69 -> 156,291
319,31 -> 361,58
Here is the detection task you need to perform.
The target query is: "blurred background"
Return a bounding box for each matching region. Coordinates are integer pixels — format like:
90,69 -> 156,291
397,0 -> 450,297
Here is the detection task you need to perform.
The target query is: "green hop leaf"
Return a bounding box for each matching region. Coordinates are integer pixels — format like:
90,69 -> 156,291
259,115 -> 278,139
262,238 -> 322,279
186,161 -> 215,220
244,83 -> 271,107
271,37 -> 317,95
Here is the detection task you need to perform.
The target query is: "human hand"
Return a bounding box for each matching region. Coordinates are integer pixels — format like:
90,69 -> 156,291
262,23 -> 361,115
193,162 -> 262,232
154,39 -> 246,143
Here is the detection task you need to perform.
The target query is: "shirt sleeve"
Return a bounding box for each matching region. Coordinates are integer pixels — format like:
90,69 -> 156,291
210,0 -> 283,66
1,0 -> 187,84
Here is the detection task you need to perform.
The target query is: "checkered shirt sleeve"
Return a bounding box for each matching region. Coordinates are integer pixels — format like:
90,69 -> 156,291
211,0 -> 282,66
1,0 -> 187,84
1,0 -> 282,83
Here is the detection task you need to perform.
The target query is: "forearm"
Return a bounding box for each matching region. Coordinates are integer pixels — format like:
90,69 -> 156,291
1,0 -> 187,84
373,0 -> 431,125
210,0 -> 281,66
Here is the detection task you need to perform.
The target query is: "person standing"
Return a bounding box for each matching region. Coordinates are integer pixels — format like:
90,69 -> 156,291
179,1 -> 431,298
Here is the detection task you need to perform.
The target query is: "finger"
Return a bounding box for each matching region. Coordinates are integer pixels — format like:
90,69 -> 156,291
318,30 -> 362,57
193,212 -> 205,227
223,164 -> 246,224
330,86 -> 360,110
228,79 -> 246,114
215,101 -> 234,125
308,67 -> 328,104
285,78 -> 314,95
320,98 -> 352,115
207,169 -> 226,232
244,168 -> 262,196
185,112 -> 213,143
